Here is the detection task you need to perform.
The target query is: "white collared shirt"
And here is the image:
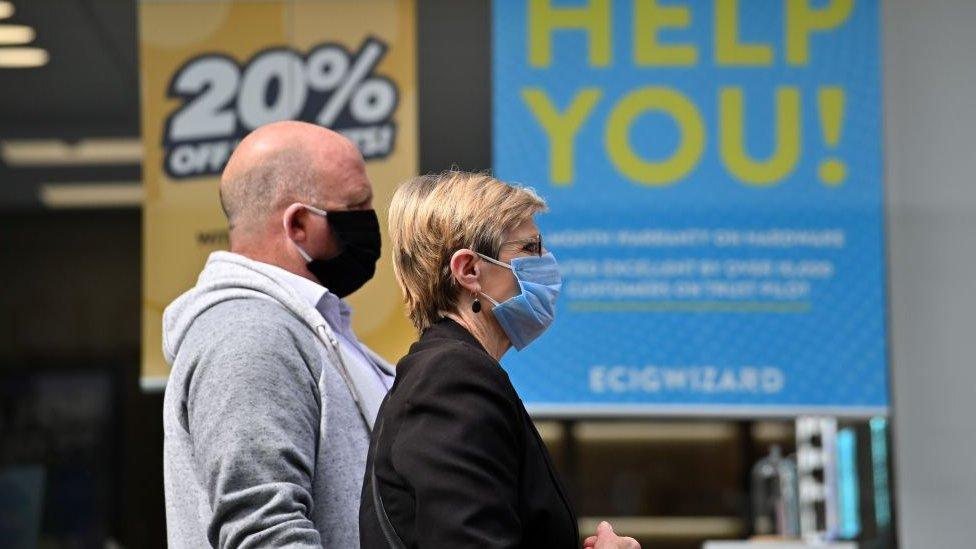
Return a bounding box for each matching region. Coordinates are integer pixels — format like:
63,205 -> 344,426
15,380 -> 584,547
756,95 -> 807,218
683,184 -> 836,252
262,264 -> 394,399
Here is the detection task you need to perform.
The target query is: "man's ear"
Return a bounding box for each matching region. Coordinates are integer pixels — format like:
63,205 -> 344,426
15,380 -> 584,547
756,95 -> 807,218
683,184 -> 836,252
282,203 -> 309,243
449,249 -> 482,294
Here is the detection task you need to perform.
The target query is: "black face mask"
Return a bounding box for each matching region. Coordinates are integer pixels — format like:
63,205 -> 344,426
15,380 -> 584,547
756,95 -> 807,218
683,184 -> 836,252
296,206 -> 381,298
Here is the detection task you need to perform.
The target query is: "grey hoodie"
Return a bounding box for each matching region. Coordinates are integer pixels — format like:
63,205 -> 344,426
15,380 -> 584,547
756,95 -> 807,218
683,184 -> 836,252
162,251 -> 392,548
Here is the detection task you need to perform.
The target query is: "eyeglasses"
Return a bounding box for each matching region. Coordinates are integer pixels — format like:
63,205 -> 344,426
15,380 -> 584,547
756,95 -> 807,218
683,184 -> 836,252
501,234 -> 543,257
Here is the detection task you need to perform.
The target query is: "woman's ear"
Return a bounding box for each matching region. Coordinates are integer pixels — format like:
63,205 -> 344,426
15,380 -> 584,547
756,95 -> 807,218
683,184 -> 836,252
449,249 -> 482,293
282,203 -> 309,243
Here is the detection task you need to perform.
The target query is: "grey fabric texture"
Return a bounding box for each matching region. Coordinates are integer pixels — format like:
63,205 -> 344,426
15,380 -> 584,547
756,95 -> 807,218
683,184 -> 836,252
162,251 -> 384,548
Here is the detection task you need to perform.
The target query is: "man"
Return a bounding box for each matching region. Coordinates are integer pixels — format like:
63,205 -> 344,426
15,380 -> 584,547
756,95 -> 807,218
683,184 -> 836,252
161,121 -> 394,548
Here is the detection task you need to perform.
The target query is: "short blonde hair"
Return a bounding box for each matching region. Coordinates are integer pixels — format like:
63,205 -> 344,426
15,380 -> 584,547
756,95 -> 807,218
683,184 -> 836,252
389,170 -> 547,332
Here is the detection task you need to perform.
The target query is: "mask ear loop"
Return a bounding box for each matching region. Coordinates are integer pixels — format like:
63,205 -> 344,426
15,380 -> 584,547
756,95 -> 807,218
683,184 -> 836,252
469,250 -> 507,308
302,204 -> 329,217
294,242 -> 314,263
479,291 -> 501,307
290,203 -> 329,263
476,252 -> 513,271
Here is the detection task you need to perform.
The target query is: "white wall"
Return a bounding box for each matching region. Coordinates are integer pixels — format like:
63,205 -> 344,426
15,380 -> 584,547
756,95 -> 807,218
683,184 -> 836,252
885,1 -> 976,546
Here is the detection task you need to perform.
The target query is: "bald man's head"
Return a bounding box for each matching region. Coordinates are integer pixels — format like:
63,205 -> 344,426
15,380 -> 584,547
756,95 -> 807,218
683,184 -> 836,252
219,121 -> 369,241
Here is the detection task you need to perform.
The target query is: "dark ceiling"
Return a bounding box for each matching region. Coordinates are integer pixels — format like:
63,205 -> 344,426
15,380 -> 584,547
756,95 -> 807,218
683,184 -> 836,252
0,0 -> 139,209
0,0 -> 138,138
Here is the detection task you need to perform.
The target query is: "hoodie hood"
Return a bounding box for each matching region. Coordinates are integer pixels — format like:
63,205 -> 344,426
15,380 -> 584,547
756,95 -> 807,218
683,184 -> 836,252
162,251 -> 333,365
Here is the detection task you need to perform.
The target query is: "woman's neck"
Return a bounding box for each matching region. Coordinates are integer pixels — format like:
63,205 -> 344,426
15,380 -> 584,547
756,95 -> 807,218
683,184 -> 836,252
444,309 -> 511,361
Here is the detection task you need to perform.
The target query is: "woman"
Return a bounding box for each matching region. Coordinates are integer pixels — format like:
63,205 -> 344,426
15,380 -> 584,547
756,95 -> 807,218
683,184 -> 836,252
359,171 -> 639,548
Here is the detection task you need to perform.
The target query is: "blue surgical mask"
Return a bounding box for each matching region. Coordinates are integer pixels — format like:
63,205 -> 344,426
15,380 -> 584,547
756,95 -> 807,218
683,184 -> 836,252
477,251 -> 562,351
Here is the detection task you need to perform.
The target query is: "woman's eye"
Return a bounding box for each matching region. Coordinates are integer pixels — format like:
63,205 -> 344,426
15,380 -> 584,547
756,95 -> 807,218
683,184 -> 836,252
523,242 -> 540,255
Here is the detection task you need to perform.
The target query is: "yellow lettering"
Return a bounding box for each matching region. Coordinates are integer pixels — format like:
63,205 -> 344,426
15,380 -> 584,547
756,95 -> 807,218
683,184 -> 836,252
716,0 -> 773,66
786,0 -> 853,65
605,87 -> 704,185
634,0 -> 697,66
720,87 -> 800,185
522,87 -> 602,185
529,0 -> 611,67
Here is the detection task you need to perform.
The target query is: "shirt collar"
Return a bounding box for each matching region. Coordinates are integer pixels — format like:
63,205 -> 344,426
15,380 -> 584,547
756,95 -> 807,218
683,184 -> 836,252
260,262 -> 354,335
261,262 -> 329,309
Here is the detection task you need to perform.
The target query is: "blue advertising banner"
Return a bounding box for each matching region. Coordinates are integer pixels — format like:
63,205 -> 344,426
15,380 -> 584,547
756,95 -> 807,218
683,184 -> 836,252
493,0 -> 887,416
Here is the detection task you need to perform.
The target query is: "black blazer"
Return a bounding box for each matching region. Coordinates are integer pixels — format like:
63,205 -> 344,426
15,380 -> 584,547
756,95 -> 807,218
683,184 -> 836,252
360,318 -> 578,548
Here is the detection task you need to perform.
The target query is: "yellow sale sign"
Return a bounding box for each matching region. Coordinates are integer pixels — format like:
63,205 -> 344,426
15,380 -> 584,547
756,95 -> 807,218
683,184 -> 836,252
139,0 -> 418,388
